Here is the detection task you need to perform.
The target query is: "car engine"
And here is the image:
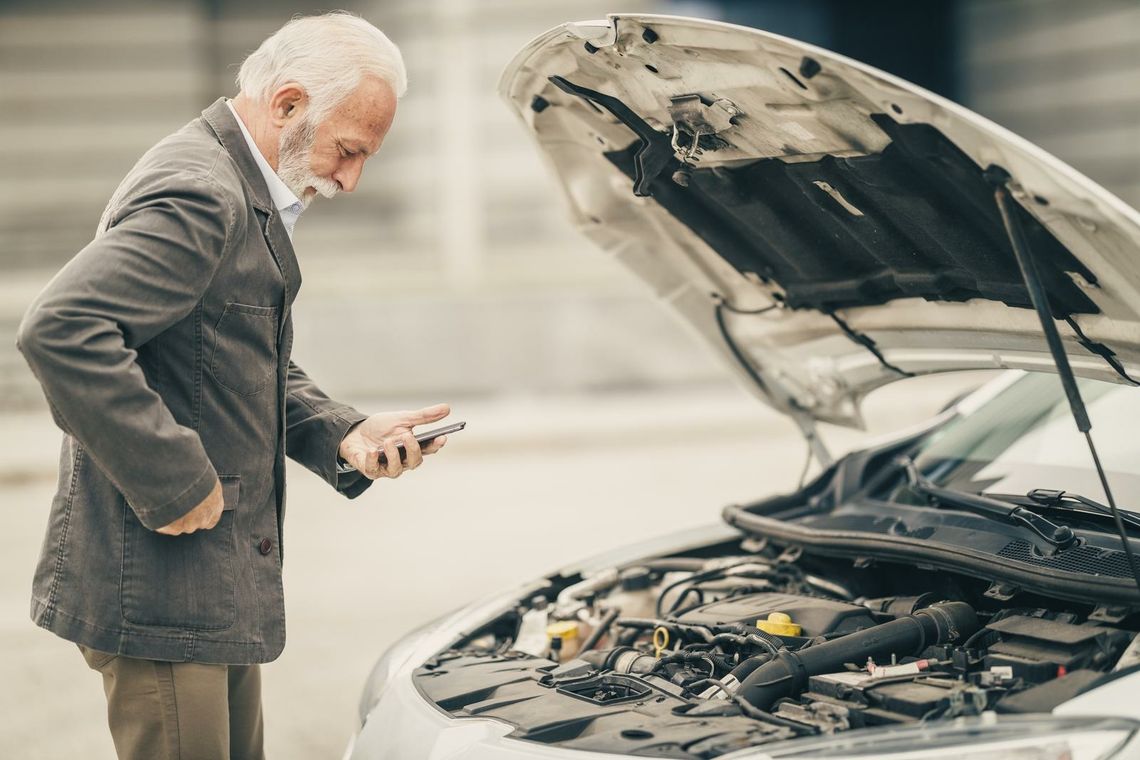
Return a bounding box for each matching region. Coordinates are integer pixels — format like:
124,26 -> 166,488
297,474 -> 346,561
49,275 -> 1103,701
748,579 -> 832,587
412,541 -> 1140,758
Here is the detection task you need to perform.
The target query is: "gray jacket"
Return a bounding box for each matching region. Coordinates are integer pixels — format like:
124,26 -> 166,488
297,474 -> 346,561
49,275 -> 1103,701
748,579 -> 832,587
17,98 -> 372,664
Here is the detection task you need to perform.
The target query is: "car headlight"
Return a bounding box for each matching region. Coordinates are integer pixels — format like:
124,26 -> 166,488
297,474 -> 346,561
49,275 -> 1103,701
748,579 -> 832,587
356,581 -> 545,726
744,715 -> 1137,760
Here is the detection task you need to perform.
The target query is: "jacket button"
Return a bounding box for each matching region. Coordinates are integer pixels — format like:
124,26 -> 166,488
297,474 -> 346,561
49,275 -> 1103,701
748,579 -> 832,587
259,538 -> 273,555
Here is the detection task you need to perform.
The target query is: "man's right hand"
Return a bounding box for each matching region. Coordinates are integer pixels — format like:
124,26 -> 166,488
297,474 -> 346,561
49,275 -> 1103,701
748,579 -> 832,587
156,479 -> 224,535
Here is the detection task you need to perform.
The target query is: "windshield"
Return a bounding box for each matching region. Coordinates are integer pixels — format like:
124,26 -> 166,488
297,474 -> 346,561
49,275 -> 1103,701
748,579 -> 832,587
895,372 -> 1140,511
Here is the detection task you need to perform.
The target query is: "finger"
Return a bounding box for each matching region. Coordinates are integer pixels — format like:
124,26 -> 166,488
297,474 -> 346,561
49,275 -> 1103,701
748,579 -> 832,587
406,403 -> 450,426
156,526 -> 179,536
347,445 -> 372,474
402,432 -> 423,470
380,437 -> 404,478
422,435 -> 447,455
205,510 -> 222,530
362,447 -> 384,480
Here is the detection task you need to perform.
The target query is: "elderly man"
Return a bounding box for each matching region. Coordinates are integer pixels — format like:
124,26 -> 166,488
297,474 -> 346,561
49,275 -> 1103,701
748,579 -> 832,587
16,12 -> 445,760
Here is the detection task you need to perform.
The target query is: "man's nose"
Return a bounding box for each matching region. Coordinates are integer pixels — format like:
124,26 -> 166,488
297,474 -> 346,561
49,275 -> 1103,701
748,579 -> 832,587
334,160 -> 364,193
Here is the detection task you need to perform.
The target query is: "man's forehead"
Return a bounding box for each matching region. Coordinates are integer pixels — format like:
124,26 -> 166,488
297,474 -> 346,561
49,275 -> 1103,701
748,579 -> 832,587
327,77 -> 396,150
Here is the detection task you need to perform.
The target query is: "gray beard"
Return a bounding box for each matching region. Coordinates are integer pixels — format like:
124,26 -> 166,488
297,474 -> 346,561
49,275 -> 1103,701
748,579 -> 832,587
277,116 -> 339,207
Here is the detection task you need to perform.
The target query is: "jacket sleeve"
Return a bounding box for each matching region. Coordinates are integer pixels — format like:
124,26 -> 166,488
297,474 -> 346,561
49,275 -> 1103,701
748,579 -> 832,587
285,360 -> 373,498
16,173 -> 236,530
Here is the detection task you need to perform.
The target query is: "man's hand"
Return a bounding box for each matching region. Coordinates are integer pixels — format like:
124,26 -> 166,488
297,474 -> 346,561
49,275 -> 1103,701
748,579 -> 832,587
156,478 -> 224,535
338,403 -> 450,480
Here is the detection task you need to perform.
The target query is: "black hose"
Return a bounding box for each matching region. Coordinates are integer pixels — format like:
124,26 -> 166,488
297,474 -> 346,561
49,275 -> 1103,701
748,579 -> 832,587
736,602 -> 978,711
578,608 -> 619,655
708,632 -> 779,656
666,587 -> 704,615
733,696 -> 819,735
617,628 -> 640,647
962,624 -> 996,651
728,655 -> 771,683
655,562 -> 767,617
615,617 -> 675,631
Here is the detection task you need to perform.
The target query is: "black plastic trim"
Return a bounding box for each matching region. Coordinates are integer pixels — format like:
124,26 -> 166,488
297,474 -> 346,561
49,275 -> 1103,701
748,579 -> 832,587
723,503 -> 1140,605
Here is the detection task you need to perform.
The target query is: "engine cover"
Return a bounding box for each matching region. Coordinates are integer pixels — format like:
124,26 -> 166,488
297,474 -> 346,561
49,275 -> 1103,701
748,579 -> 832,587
677,592 -> 880,637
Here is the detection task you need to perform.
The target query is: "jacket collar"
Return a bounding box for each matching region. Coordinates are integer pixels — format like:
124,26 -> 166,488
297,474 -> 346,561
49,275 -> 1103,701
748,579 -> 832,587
201,97 -> 276,214
200,97 -> 302,313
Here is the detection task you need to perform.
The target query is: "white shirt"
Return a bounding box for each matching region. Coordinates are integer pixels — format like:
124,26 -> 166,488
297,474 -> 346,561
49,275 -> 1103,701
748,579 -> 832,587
225,100 -> 305,239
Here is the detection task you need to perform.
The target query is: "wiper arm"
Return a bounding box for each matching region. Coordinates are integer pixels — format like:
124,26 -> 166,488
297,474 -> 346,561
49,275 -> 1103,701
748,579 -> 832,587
1026,489 -> 1140,533
898,457 -> 1076,549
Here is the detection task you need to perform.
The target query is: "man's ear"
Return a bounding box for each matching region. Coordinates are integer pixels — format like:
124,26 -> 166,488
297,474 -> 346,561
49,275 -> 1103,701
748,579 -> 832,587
268,84 -> 307,127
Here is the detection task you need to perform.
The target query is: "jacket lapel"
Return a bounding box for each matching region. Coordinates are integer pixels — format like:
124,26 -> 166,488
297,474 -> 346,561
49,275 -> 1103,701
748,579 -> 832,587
200,98 -> 303,323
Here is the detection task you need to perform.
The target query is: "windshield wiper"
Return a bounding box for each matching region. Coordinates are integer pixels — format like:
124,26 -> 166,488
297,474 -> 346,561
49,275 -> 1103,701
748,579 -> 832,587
1025,489 -> 1140,533
986,490 -> 1140,535
898,457 -> 1076,548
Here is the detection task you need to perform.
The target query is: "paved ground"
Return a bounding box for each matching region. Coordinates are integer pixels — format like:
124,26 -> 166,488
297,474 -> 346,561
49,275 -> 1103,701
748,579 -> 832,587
0,374 -> 986,759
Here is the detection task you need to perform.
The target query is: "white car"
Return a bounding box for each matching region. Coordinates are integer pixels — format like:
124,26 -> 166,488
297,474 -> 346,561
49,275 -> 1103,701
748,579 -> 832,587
346,14 -> 1140,760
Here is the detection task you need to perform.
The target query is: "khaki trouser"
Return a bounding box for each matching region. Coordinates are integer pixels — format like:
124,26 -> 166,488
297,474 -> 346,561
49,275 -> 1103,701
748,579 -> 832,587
79,645 -> 265,760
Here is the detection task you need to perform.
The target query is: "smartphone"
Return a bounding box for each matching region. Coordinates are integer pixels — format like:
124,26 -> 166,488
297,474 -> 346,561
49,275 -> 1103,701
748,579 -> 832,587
378,421 -> 465,465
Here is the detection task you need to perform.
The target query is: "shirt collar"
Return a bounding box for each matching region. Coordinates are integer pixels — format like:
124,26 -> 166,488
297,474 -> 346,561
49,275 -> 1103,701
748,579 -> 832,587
225,100 -> 303,216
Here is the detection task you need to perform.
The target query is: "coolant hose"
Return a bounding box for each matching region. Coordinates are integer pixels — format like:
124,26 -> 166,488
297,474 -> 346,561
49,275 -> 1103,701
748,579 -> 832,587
735,602 -> 977,710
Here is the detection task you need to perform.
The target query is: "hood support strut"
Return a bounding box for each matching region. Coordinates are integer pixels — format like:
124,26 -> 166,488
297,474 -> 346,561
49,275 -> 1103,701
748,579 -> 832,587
988,165 -> 1140,595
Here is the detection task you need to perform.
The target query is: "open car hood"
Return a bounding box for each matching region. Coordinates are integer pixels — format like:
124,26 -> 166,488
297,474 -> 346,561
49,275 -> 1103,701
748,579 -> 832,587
499,14 -> 1140,431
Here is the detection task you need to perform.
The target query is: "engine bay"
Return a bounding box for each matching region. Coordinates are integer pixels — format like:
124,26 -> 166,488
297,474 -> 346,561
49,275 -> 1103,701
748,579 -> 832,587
413,539 -> 1140,758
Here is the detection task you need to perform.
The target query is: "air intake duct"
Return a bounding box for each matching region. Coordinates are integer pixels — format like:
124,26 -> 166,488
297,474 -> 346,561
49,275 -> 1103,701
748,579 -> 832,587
736,602 -> 977,711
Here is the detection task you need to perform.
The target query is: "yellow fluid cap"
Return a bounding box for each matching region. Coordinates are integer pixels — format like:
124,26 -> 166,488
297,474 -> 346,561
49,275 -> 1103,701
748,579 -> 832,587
546,621 -> 579,640
756,612 -> 802,637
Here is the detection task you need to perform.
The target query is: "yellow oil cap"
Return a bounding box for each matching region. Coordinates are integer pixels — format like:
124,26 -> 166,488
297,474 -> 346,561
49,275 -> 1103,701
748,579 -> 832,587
756,612 -> 802,637
546,621 -> 580,641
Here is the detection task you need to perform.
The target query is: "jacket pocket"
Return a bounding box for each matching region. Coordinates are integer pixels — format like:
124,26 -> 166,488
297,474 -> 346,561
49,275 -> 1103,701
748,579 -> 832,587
120,475 -> 240,631
210,302 -> 279,396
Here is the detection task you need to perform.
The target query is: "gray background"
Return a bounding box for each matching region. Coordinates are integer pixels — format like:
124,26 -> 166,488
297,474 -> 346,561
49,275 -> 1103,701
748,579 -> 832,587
1,0 -> 1138,757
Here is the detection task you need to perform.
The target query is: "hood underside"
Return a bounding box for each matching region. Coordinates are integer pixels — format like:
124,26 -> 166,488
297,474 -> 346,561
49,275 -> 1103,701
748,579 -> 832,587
500,14 -> 1140,428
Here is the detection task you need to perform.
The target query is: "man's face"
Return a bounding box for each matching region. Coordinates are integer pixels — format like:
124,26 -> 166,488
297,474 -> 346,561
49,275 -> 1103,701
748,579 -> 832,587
277,76 -> 397,207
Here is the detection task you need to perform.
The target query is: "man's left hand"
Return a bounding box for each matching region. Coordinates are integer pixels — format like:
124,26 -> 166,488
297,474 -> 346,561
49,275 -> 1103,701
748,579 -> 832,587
338,403 -> 450,480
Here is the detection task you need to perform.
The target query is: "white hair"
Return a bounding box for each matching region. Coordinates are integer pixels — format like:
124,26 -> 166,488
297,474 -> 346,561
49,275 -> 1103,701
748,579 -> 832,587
237,11 -> 407,122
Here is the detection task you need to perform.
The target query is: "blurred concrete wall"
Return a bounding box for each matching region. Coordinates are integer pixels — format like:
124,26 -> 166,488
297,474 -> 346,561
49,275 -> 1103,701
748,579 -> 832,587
959,0 -> 1140,207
